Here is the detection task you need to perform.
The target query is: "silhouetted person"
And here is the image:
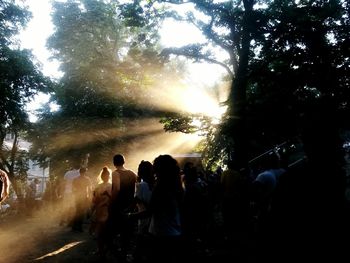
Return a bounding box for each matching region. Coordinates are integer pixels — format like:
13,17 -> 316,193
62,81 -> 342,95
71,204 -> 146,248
182,162 -> 209,250
134,160 -> 155,262
26,178 -> 40,215
135,160 -> 154,233
220,160 -> 250,244
252,152 -> 286,260
109,154 -> 137,261
148,154 -> 184,263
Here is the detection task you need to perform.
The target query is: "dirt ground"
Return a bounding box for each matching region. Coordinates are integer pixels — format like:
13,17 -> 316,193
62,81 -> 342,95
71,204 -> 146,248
0,206 -> 106,263
0,205 -> 241,263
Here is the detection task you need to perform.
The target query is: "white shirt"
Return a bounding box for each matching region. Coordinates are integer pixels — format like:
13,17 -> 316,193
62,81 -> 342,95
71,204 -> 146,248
63,169 -> 80,195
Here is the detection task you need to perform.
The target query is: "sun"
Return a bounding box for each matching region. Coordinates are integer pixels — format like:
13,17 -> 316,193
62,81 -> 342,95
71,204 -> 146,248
181,85 -> 227,121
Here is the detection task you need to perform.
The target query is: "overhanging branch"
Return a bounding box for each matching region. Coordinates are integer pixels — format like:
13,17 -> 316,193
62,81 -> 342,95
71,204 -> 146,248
160,46 -> 234,78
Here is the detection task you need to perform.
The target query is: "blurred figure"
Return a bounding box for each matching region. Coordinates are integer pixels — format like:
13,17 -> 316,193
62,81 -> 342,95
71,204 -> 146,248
72,167 -> 92,232
25,178 -> 40,215
182,162 -> 209,250
90,166 -> 112,258
59,164 -> 80,226
0,169 -> 10,205
220,160 -> 251,244
252,153 -> 286,235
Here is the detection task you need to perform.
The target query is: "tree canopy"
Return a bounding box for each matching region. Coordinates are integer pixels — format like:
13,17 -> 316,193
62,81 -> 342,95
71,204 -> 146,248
30,0 -> 190,176
128,0 -> 349,169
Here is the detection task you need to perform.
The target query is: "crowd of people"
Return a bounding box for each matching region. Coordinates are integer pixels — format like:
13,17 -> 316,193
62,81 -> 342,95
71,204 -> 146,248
51,152 -> 287,262
2,147 -> 350,262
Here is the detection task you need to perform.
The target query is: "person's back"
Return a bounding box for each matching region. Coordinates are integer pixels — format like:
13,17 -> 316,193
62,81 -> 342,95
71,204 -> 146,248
71,168 -> 92,232
114,168 -> 137,211
73,172 -> 92,202
252,153 -> 286,241
135,161 -> 154,233
221,168 -> 245,199
91,167 -> 112,258
93,167 -> 112,219
182,163 -> 209,241
64,168 -> 80,195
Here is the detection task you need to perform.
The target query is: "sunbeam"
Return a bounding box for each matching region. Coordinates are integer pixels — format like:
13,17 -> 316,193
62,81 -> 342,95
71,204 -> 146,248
0,204 -> 86,263
34,241 -> 84,261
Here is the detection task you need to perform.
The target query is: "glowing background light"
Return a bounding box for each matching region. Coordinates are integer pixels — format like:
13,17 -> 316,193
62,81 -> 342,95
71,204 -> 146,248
16,0 -> 231,174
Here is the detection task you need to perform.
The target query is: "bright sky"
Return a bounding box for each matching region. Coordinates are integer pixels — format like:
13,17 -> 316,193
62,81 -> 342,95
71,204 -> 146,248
20,0 -> 228,121
19,0 -> 60,78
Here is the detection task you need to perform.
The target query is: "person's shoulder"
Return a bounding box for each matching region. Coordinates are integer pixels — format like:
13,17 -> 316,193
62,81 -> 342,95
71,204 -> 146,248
112,170 -> 120,176
120,168 -> 137,177
255,170 -> 273,181
0,169 -> 8,180
128,169 -> 137,177
64,169 -> 78,178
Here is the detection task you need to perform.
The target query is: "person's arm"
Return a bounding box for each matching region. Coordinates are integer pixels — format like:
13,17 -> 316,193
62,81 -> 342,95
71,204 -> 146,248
87,177 -> 93,200
0,170 -> 10,202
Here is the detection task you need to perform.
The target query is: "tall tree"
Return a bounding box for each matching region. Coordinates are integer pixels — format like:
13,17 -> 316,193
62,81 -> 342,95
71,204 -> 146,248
0,0 -> 52,196
137,0 -> 350,257
134,0 -> 349,169
31,0 -> 185,176
125,0 -> 260,167
249,0 -> 349,193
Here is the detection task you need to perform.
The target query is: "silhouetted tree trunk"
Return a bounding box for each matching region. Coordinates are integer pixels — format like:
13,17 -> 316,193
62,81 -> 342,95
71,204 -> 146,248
226,0 -> 255,168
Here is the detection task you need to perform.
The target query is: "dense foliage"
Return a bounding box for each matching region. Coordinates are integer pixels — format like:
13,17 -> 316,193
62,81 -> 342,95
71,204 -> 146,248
133,0 -> 350,170
30,0 -> 187,177
0,0 -> 52,195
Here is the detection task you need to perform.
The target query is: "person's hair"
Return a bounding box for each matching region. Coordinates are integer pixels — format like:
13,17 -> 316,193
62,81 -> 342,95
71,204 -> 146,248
138,160 -> 154,185
183,162 -> 197,184
72,161 -> 81,170
153,154 -> 183,202
153,155 -> 181,185
100,166 -> 110,182
113,154 -> 125,166
79,167 -> 87,174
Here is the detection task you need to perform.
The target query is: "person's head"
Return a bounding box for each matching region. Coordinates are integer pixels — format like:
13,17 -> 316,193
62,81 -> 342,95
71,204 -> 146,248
183,162 -> 194,173
72,161 -> 81,170
100,166 -> 110,183
138,160 -> 154,184
79,167 -> 87,175
113,154 -> 125,167
153,154 -> 180,184
183,162 -> 197,184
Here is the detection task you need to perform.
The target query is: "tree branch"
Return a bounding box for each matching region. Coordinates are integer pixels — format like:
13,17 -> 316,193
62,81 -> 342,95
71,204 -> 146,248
161,46 -> 234,77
